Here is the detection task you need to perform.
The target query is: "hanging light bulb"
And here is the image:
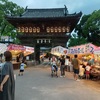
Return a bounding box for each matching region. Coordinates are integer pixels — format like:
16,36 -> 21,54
25,27 -> 28,33
17,27 -> 21,32
54,27 -> 57,32
58,27 -> 61,32
66,26 -> 70,32
46,27 -> 50,33
33,27 -> 36,33
51,27 -> 54,32
37,27 -> 40,33
29,27 -> 32,33
62,26 -> 66,32
21,27 -> 24,32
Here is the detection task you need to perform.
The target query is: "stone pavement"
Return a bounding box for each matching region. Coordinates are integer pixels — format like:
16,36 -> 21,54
14,61 -> 100,100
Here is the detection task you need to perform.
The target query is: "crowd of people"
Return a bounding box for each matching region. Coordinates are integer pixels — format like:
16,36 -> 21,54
50,55 -> 80,81
50,54 -> 100,81
0,51 -> 100,100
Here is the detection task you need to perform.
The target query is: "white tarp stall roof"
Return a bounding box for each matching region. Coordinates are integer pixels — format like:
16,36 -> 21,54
51,46 -> 68,56
0,43 -> 7,54
24,46 -> 34,56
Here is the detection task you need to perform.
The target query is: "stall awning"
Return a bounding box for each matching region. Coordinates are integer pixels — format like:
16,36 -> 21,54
94,47 -> 100,54
68,43 -> 98,54
0,43 -> 7,54
7,44 -> 34,56
51,46 -> 68,56
24,46 -> 34,56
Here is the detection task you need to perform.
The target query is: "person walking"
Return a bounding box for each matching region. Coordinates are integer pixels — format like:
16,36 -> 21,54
60,55 -> 65,77
18,60 -> 26,76
0,51 -> 15,100
65,56 -> 69,72
72,54 -> 80,81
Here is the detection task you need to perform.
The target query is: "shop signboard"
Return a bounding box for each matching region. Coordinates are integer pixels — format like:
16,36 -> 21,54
51,46 -> 68,56
24,46 -> 34,53
68,43 -> 98,54
23,46 -> 34,56
7,44 -> 25,51
7,44 -> 34,56
94,47 -> 100,54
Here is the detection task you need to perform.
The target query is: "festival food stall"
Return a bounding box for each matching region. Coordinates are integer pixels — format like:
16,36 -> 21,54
94,47 -> 100,64
68,43 -> 97,63
68,43 -> 100,80
7,44 -> 25,69
7,44 -> 34,69
7,44 -> 25,59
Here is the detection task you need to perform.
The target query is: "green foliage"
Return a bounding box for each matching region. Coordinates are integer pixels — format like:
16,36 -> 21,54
75,14 -> 91,38
83,10 -> 100,46
69,9 -> 100,47
68,34 -> 87,47
0,0 -> 24,43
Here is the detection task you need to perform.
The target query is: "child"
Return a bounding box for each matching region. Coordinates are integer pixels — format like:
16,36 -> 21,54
19,60 -> 26,76
79,64 -> 85,79
85,63 -> 91,79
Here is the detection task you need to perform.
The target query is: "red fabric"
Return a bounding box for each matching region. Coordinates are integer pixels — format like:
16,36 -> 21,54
86,71 -> 90,74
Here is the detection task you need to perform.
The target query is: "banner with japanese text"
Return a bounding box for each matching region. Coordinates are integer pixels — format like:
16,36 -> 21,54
68,43 -> 98,54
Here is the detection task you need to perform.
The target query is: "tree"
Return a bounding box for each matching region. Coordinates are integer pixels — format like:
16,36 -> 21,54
68,14 -> 91,47
83,10 -> 100,46
68,34 -> 87,47
75,14 -> 91,38
0,0 -> 24,43
68,9 -> 100,47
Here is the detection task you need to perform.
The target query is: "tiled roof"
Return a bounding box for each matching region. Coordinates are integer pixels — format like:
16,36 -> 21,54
7,8 -> 82,18
22,8 -> 67,18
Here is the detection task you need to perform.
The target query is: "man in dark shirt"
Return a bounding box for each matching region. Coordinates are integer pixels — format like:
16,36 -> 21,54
72,54 -> 80,81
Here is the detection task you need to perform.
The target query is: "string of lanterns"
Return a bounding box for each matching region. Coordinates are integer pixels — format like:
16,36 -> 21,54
17,26 -> 70,33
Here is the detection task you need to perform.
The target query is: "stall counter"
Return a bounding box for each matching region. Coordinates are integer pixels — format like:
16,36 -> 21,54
12,62 -> 21,70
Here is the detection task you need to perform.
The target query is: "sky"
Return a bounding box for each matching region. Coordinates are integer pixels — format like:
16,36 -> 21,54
9,0 -> 100,15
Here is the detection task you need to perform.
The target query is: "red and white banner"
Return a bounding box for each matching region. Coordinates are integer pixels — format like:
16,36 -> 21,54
7,44 -> 25,51
24,46 -> 34,53
7,44 -> 34,56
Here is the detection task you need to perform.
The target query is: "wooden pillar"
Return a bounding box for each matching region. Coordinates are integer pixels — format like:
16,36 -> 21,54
34,44 -> 40,64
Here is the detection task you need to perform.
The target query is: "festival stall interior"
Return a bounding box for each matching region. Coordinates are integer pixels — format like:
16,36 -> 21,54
0,43 -> 34,69
51,43 -> 100,80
